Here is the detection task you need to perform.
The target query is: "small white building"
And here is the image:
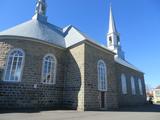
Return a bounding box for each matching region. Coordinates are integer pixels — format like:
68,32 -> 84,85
153,86 -> 160,103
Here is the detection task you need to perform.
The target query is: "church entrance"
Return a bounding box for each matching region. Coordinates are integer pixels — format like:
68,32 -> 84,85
100,92 -> 105,109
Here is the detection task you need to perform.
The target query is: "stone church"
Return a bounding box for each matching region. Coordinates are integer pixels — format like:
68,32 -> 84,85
0,0 -> 146,111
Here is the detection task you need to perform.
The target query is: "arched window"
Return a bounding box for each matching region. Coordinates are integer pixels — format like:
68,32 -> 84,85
97,60 -> 107,91
138,78 -> 143,95
131,76 -> 136,95
42,54 -> 56,84
121,74 -> 127,94
4,49 -> 25,82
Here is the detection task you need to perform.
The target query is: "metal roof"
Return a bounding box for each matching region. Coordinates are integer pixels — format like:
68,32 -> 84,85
114,55 -> 143,73
0,19 -> 66,48
0,19 -> 142,72
0,0 -> 143,73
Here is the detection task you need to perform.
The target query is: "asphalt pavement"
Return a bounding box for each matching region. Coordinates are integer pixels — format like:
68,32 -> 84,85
0,104 -> 159,120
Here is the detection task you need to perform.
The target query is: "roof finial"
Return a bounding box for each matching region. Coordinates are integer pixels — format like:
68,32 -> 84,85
32,0 -> 48,22
110,2 -> 112,9
35,0 -> 47,16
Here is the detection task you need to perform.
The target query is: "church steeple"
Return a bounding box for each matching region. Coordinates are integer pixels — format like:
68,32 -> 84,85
108,5 -> 117,34
32,0 -> 48,22
107,5 -> 125,59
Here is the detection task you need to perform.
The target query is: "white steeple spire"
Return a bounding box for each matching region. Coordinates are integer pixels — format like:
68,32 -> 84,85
32,0 -> 48,22
107,4 -> 125,59
108,5 -> 117,34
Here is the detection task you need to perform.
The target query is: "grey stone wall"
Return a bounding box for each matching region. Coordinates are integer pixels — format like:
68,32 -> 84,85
84,42 -> 118,110
0,39 -> 65,109
63,43 -> 85,111
63,42 -> 119,111
0,38 -> 147,111
115,63 -> 146,106
0,69 -> 2,80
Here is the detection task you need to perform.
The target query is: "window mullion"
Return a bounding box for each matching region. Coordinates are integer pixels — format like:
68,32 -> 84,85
100,66 -> 102,90
14,55 -> 20,81
103,68 -> 105,90
46,60 -> 49,84
98,66 -> 100,90
50,61 -> 53,83
8,54 -> 15,81
49,61 -> 52,84
48,61 -> 51,84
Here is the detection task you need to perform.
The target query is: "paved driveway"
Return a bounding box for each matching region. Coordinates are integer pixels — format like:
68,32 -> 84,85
0,105 -> 159,120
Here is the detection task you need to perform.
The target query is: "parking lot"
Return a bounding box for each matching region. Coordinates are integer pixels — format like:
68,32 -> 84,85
0,104 -> 159,120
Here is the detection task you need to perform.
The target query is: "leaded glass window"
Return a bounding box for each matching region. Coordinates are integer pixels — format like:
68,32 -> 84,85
138,78 -> 143,95
98,60 -> 107,91
4,49 -> 25,82
42,54 -> 56,84
121,74 -> 127,94
131,76 -> 136,95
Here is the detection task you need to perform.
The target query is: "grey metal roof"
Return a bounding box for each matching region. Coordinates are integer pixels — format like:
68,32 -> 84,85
0,19 -> 143,73
63,25 -> 92,47
0,19 -> 66,48
114,55 -> 143,73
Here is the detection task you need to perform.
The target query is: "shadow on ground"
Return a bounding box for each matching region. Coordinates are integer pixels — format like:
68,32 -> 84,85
0,104 -> 160,114
117,104 -> 160,112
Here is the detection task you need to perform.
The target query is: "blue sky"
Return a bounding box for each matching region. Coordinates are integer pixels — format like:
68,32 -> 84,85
0,0 -> 160,88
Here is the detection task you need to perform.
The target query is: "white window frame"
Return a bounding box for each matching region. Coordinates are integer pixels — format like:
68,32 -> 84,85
131,76 -> 136,95
121,73 -> 127,94
97,60 -> 107,91
138,78 -> 143,95
41,53 -> 57,85
3,48 -> 25,82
